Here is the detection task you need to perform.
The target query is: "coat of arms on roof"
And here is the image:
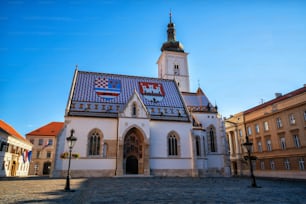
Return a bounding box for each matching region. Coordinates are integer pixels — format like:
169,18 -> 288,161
94,77 -> 121,100
139,82 -> 165,103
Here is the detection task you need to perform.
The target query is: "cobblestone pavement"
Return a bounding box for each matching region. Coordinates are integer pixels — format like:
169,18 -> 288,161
0,176 -> 306,204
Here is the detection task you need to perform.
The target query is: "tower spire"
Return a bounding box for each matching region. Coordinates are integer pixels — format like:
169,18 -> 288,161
161,12 -> 184,52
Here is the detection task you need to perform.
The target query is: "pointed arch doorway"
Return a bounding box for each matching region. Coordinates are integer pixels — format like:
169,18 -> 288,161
123,127 -> 149,175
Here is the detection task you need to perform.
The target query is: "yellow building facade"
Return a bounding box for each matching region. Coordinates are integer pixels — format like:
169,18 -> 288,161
226,85 -> 306,179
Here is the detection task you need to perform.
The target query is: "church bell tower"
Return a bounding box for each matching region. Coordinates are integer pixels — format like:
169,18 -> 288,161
157,12 -> 190,92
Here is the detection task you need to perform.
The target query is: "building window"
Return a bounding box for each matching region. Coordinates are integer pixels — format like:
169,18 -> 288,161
257,141 -> 262,152
1,161 -> 5,170
36,151 -> 40,158
284,159 -> 290,170
299,158 -> 305,171
276,117 -> 283,128
209,127 -> 217,152
289,114 -> 296,125
132,103 -> 137,116
174,64 -> 180,75
46,151 -> 51,158
168,133 -> 179,156
30,139 -> 34,144
88,130 -> 101,156
38,139 -> 43,146
239,129 -> 243,137
247,126 -> 252,136
195,136 -> 201,156
102,143 -> 108,158
293,135 -> 301,148
280,137 -> 286,150
266,139 -> 272,151
304,111 -> 306,121
48,139 -> 53,146
260,161 -> 265,170
264,121 -> 269,131
270,160 -> 275,170
255,124 -> 260,134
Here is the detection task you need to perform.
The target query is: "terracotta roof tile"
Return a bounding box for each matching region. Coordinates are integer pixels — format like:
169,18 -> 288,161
0,120 -> 28,142
26,122 -> 64,137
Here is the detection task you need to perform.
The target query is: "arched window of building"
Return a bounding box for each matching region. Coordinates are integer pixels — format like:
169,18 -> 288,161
88,129 -> 102,156
209,126 -> 217,152
132,103 -> 137,116
168,132 -> 180,156
195,136 -> 201,156
174,64 -> 180,75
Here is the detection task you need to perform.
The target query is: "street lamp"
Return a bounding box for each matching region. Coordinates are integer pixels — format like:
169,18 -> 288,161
243,136 -> 259,188
64,129 -> 77,192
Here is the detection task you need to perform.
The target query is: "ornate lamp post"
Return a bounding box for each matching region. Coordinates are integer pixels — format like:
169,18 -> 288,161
243,136 -> 259,188
64,129 -> 77,192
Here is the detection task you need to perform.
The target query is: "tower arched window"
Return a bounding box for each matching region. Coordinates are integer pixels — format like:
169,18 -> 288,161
168,132 -> 180,156
209,127 -> 217,152
174,64 -> 180,75
88,130 -> 101,156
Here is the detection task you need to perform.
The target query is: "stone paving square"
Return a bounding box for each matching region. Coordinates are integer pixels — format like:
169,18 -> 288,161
0,177 -> 306,203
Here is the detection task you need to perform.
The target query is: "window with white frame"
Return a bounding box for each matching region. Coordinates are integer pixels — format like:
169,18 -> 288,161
280,137 -> 286,150
239,129 -> 243,137
257,141 -> 262,152
284,159 -> 290,170
260,161 -> 265,170
247,126 -> 252,136
132,103 -> 137,116
48,139 -> 53,146
266,139 -> 272,151
289,114 -> 296,125
264,121 -> 269,131
293,135 -> 301,148
38,139 -> 43,146
255,124 -> 260,134
270,160 -> 275,170
276,117 -> 283,128
299,158 -> 305,170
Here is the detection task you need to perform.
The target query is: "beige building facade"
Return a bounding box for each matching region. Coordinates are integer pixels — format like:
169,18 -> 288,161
26,122 -> 63,176
226,85 -> 306,179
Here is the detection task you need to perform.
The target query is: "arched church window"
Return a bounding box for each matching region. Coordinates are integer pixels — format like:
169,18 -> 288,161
209,127 -> 217,152
168,132 -> 179,156
195,136 -> 201,156
88,130 -> 101,156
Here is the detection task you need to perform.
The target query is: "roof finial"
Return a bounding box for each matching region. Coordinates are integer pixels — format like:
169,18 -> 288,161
75,64 -> 78,70
198,79 -> 200,88
169,9 -> 172,23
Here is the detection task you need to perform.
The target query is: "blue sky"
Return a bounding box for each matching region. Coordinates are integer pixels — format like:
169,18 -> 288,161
1,0 -> 305,136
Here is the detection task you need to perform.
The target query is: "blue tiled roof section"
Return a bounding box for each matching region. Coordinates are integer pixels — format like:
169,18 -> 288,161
182,94 -> 209,107
69,71 -> 189,121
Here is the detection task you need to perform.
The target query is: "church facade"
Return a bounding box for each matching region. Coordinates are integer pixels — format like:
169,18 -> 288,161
53,15 -> 230,177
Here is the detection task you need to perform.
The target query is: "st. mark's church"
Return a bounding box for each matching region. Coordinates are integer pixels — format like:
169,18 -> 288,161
53,14 -> 230,177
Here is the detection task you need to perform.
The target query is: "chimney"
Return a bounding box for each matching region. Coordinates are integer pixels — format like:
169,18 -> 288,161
275,93 -> 282,98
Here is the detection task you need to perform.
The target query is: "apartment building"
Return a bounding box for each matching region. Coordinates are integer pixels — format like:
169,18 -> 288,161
26,122 -> 63,176
226,85 -> 306,179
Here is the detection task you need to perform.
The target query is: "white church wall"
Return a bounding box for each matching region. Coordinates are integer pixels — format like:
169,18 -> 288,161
149,120 -> 192,158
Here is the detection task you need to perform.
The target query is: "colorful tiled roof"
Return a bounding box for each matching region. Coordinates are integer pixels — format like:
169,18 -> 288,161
26,122 -> 64,137
181,88 -> 217,113
67,70 -> 189,121
0,120 -> 29,142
